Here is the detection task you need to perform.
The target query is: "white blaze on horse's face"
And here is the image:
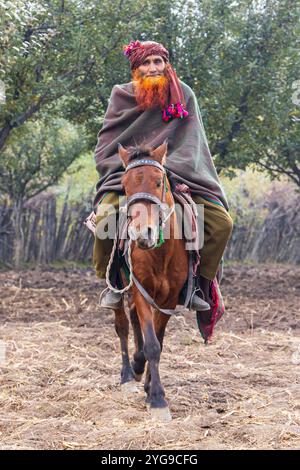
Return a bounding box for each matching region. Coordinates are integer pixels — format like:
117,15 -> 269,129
128,202 -> 159,250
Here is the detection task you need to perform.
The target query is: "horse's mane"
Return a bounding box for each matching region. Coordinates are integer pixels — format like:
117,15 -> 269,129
127,144 -> 154,162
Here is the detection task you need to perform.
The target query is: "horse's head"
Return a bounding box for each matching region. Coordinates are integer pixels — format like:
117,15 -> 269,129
118,140 -> 170,250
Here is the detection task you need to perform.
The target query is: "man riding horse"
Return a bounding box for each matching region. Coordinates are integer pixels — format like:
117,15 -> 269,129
92,40 -> 233,313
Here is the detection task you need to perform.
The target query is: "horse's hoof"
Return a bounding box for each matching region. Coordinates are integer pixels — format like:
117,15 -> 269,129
131,361 -> 144,382
150,406 -> 172,422
121,381 -> 139,395
134,372 -> 143,382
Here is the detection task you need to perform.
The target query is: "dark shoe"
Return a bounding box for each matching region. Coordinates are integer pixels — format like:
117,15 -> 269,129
178,285 -> 210,311
189,291 -> 210,311
99,288 -> 123,309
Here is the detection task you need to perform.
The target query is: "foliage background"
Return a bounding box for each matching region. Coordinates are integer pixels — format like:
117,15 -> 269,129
0,0 -> 299,266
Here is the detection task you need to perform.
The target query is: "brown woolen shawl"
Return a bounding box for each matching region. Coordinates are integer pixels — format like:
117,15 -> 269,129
93,81 -> 229,211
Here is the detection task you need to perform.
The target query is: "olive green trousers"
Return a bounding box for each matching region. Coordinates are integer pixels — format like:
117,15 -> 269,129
93,192 -> 233,281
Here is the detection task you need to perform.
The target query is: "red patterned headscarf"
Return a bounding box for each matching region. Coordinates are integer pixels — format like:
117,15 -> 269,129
123,40 -> 188,122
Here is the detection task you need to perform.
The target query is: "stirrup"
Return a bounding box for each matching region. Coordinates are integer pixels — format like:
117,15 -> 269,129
178,283 -> 210,311
189,287 -> 210,311
99,287 -> 123,309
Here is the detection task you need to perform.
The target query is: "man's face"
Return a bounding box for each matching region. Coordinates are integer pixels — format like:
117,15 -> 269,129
136,55 -> 166,77
132,54 -> 169,110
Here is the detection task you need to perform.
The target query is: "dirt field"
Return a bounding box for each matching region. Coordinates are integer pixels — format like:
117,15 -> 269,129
0,263 -> 299,450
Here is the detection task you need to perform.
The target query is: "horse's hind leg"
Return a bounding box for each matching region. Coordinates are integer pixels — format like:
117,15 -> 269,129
129,301 -> 146,381
114,306 -> 137,393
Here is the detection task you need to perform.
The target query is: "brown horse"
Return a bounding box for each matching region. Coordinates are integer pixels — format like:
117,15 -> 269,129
110,140 -> 189,421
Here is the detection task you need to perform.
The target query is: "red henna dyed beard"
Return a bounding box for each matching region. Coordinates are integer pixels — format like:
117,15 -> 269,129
132,68 -> 170,111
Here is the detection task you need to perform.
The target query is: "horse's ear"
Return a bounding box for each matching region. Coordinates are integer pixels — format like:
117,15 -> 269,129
118,143 -> 129,168
151,138 -> 168,165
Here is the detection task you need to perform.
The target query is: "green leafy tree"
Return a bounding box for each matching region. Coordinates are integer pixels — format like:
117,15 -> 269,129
1,0 -> 299,197
0,0 -> 176,149
172,0 -> 300,186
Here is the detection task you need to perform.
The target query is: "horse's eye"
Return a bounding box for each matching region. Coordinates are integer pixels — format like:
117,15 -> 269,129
156,181 -> 162,188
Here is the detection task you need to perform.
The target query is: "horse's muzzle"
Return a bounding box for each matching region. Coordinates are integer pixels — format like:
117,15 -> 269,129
129,225 -> 158,250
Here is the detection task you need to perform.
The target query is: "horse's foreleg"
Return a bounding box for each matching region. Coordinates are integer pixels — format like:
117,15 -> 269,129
144,362 -> 151,403
144,310 -> 170,402
134,288 -> 169,414
114,307 -> 135,387
129,302 -> 146,381
154,309 -> 170,350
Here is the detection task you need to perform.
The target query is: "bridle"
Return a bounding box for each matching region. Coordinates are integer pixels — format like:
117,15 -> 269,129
122,158 -> 175,246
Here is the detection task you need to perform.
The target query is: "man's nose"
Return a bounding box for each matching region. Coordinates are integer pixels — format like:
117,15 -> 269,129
149,62 -> 157,73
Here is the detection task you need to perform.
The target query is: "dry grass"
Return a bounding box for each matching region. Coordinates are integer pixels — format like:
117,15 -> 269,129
0,263 -> 299,450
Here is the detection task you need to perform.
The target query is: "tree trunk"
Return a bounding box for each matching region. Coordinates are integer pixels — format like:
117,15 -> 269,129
0,123 -> 12,153
11,198 -> 24,269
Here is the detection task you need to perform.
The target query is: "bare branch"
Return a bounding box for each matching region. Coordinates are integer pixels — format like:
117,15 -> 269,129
257,161 -> 300,187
